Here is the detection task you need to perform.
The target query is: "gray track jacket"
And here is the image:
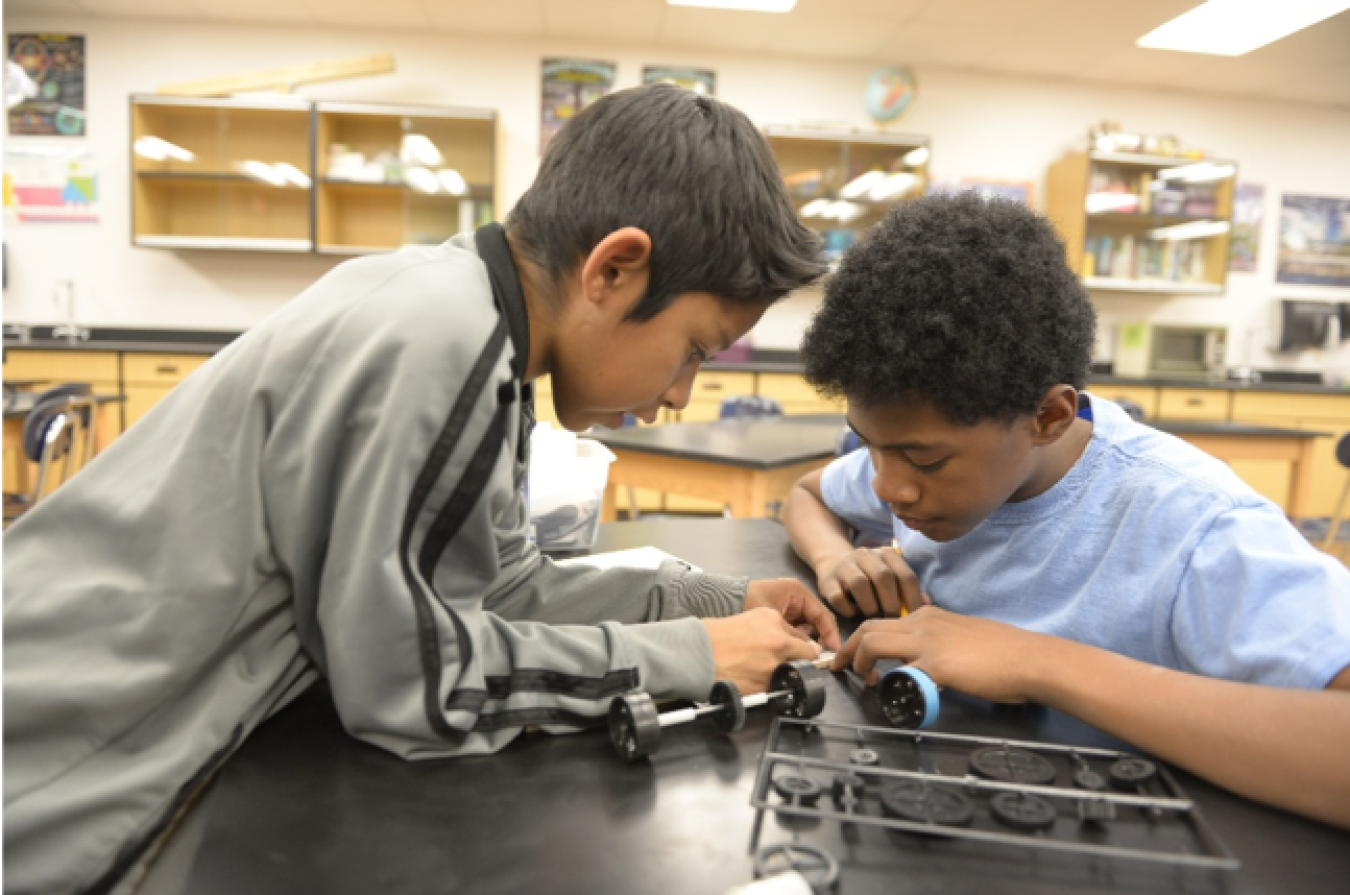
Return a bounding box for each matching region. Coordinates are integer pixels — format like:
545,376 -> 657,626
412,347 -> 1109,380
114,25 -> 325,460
3,225 -> 746,894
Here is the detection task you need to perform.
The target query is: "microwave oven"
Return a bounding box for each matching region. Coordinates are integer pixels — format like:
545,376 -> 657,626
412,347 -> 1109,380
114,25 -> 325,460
1115,323 -> 1227,378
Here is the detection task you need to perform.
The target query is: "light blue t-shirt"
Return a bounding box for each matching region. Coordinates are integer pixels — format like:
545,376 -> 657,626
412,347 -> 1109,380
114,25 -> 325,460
821,391 -> 1350,689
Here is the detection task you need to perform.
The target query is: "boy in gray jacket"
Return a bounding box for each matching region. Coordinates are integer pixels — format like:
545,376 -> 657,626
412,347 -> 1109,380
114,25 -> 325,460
4,84 -> 837,894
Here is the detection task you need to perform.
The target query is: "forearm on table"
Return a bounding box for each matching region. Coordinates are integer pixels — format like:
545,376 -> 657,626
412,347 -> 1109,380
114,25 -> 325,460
1026,636 -> 1350,829
784,477 -> 856,574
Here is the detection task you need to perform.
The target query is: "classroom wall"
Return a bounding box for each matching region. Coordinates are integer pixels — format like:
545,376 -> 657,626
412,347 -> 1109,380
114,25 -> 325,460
5,15 -> 1350,371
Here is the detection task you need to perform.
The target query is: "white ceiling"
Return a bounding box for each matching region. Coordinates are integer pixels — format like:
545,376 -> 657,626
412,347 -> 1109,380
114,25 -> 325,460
10,0 -> 1350,109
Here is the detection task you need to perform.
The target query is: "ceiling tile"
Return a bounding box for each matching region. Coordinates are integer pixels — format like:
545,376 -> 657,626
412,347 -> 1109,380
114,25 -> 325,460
5,0 -> 91,14
1075,46 -> 1208,89
301,0 -> 430,30
765,13 -> 901,59
424,0 -> 547,37
976,34 -> 1127,78
658,7 -> 783,53
875,21 -> 1009,70
76,0 -> 204,18
792,0 -> 925,20
195,0 -> 318,24
542,0 -> 663,43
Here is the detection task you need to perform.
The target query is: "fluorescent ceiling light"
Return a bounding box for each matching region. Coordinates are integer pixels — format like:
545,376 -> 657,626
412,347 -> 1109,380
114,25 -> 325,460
1137,0 -> 1350,56
1148,220 -> 1231,240
1156,162 -> 1237,183
667,0 -> 797,11
839,171 -> 886,199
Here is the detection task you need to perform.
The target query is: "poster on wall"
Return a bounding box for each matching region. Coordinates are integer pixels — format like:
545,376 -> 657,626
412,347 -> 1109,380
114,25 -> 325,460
1228,182 -> 1265,273
540,58 -> 615,155
3,147 -> 99,223
927,175 -> 1034,206
1277,193 -> 1350,288
7,33 -> 86,137
642,66 -> 716,95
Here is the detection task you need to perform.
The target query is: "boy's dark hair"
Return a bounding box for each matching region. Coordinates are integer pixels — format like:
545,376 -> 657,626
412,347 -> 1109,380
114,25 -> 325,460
506,83 -> 826,321
802,193 -> 1096,426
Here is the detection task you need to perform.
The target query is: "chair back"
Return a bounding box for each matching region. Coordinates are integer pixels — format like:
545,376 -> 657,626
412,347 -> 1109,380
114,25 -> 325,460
18,388 -> 98,506
1336,433 -> 1350,470
718,395 -> 783,419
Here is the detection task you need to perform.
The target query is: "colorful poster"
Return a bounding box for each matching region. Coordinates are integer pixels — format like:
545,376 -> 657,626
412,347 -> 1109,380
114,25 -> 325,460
1229,182 -> 1265,273
3,148 -> 99,223
7,34 -> 86,137
927,175 -> 1033,206
1277,193 -> 1350,288
540,58 -> 615,155
642,66 -> 715,95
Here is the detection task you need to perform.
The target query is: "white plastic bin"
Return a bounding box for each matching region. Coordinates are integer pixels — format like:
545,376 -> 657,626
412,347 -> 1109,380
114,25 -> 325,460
528,428 -> 616,551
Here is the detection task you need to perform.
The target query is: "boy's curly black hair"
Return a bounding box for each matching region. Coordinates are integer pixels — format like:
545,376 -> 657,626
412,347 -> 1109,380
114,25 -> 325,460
801,193 -> 1096,426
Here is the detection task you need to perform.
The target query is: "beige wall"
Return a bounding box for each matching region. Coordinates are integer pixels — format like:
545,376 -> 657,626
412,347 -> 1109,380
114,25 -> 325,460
5,14 -> 1350,369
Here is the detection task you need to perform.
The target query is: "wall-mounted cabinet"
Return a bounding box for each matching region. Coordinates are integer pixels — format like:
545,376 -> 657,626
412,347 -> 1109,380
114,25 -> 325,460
765,127 -> 929,262
1047,150 -> 1237,295
131,96 -> 313,251
315,102 -> 497,254
130,96 -> 498,254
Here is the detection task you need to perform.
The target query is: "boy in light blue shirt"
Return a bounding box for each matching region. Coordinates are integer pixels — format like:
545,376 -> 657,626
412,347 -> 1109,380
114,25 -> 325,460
783,194 -> 1350,828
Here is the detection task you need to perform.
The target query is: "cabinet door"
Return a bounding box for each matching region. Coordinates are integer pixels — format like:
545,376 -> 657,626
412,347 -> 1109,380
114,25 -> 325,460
132,98 -> 313,251
756,373 -> 845,415
123,385 -> 175,431
122,352 -> 209,386
1089,385 -> 1158,419
1228,392 -> 1350,518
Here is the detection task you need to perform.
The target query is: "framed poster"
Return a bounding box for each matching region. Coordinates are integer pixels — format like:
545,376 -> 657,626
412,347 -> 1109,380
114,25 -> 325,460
927,175 -> 1033,206
1228,182 -> 1265,273
642,66 -> 715,95
3,147 -> 99,222
7,33 -> 86,137
540,58 -> 615,155
1277,193 -> 1350,288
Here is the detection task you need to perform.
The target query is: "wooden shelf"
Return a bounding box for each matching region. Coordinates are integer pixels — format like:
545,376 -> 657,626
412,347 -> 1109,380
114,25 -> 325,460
130,95 -> 498,254
133,235 -> 313,252
766,127 -> 930,262
1085,277 -> 1226,294
1046,149 -> 1237,293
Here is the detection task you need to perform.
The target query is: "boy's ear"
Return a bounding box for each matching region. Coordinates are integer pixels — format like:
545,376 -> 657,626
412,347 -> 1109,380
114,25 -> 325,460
579,227 -> 652,306
1029,385 -> 1080,444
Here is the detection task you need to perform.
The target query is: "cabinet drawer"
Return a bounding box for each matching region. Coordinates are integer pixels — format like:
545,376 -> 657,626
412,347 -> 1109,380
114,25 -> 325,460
1089,385 -> 1158,419
122,353 -> 209,385
1156,389 -> 1231,421
690,371 -> 755,401
1232,391 -> 1350,421
3,349 -> 119,384
756,373 -> 819,404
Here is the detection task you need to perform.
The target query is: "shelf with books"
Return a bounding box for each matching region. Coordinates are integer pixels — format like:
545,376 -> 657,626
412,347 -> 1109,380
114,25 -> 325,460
1047,150 -> 1237,294
764,126 -> 930,263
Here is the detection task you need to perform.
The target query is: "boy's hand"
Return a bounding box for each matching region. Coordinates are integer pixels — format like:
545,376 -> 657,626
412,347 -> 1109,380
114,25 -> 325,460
816,547 -> 930,618
830,607 -> 1050,704
744,578 -> 841,650
701,607 -> 822,695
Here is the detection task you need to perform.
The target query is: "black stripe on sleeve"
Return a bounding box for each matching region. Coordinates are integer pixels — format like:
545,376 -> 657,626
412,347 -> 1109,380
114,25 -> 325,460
399,319 -> 508,737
